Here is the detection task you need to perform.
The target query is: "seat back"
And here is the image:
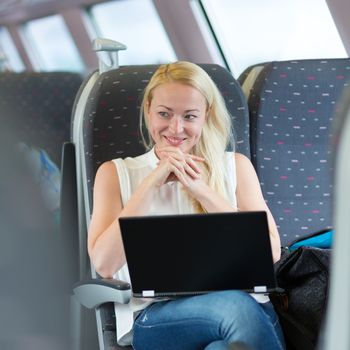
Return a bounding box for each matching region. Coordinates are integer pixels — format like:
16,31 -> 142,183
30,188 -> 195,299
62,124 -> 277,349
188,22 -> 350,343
238,63 -> 268,98
247,58 -> 350,246
72,63 -> 250,349
0,72 -> 83,165
80,64 -> 250,212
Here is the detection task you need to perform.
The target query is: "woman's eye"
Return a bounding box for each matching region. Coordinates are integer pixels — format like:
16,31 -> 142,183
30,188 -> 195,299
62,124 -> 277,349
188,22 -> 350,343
184,114 -> 197,120
158,111 -> 169,118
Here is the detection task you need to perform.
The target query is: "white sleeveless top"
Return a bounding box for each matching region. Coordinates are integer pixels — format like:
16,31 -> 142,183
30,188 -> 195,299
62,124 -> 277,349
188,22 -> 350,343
111,148 -> 267,346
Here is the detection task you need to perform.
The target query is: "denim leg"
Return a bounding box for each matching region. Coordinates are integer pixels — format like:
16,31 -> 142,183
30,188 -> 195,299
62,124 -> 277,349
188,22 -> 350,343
205,340 -> 253,350
132,290 -> 285,350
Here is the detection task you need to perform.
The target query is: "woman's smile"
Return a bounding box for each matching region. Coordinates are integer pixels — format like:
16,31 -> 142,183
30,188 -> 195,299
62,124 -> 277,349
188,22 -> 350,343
163,136 -> 186,147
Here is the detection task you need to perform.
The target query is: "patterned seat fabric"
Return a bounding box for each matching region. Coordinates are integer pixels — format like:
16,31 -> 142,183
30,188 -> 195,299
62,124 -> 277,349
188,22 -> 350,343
248,58 -> 350,246
83,64 -> 250,210
0,72 -> 83,165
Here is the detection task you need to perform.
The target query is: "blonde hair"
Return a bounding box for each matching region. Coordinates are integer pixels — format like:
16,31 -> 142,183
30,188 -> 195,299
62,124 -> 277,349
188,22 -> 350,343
140,61 -> 234,212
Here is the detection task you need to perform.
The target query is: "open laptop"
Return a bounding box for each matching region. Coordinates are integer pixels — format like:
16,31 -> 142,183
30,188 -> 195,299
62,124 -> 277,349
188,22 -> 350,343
119,211 -> 280,298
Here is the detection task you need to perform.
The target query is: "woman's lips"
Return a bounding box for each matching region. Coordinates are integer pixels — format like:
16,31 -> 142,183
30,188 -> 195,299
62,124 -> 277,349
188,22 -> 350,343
164,136 -> 185,147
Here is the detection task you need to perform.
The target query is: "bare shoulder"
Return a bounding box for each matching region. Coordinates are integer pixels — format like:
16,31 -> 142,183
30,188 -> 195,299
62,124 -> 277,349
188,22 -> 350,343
233,152 -> 253,170
96,160 -> 118,178
91,160 -> 122,222
233,152 -> 259,185
234,152 -> 250,162
94,160 -> 120,193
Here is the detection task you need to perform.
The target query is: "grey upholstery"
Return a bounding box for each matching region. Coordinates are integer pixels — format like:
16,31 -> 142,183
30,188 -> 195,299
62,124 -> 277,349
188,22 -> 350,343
0,70 -> 84,290
246,58 -> 350,247
0,71 -> 83,165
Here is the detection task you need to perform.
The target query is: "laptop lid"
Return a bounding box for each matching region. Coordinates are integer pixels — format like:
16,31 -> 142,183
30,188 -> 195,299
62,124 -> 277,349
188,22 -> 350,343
119,211 -> 278,298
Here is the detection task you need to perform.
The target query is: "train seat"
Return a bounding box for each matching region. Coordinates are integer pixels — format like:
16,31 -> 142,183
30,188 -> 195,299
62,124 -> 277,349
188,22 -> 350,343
0,71 -> 83,224
68,55 -> 250,349
0,71 -> 83,165
241,58 -> 350,349
0,72 -> 83,348
243,58 -> 350,247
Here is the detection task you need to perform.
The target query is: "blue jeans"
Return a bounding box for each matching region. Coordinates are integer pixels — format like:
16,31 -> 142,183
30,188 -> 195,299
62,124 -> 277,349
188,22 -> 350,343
132,291 -> 285,350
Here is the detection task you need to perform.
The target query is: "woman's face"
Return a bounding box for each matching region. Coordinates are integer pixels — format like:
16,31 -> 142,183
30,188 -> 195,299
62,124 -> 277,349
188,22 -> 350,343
146,82 -> 207,155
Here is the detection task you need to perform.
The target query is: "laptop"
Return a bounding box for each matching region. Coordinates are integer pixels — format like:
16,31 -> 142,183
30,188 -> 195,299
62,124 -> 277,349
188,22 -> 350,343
119,211 -> 280,298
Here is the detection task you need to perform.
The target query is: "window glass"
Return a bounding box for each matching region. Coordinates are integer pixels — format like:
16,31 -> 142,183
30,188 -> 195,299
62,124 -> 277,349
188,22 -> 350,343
0,27 -> 25,71
201,0 -> 348,76
89,0 -> 176,65
22,15 -> 85,72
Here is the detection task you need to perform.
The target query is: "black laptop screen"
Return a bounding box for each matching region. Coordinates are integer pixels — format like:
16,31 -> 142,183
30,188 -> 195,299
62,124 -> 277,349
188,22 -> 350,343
119,211 -> 276,297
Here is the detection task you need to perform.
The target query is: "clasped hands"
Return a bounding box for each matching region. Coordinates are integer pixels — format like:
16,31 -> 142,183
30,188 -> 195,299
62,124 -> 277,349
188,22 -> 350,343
153,146 -> 207,196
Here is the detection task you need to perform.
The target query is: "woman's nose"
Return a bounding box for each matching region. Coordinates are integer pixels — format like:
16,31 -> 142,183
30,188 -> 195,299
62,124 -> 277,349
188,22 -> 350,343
169,116 -> 184,134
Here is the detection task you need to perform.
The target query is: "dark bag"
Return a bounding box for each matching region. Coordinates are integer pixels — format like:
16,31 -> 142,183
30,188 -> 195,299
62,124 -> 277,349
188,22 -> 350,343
271,246 -> 331,350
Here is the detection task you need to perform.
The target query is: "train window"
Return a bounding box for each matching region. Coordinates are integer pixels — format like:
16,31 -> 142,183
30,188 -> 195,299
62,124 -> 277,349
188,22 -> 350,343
21,15 -> 85,72
88,0 -> 176,65
200,0 -> 348,76
0,27 -> 25,72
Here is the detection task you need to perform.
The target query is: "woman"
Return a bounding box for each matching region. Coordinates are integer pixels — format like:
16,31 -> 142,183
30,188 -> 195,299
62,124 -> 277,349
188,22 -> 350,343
88,61 -> 285,349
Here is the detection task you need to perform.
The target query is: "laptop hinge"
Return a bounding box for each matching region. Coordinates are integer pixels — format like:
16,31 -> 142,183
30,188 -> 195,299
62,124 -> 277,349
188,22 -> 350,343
142,290 -> 155,297
254,286 -> 267,293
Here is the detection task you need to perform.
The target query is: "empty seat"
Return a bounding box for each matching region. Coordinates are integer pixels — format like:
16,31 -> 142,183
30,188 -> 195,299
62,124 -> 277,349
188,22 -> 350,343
246,58 -> 350,246
0,71 -> 83,165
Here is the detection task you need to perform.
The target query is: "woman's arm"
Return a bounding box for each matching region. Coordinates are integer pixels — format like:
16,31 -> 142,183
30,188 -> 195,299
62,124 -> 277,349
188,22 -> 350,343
88,153 -> 203,278
88,161 -> 126,278
235,153 -> 281,262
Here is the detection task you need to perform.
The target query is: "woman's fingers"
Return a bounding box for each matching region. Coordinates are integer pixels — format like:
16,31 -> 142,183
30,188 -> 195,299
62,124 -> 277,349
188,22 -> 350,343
166,161 -> 190,187
155,147 -> 205,189
167,156 -> 200,180
188,154 -> 205,162
157,148 -> 204,176
157,147 -> 205,162
186,156 -> 202,174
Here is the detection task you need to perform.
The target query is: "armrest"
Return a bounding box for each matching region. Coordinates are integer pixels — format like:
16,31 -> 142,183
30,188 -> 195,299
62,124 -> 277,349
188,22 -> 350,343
73,278 -> 131,308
